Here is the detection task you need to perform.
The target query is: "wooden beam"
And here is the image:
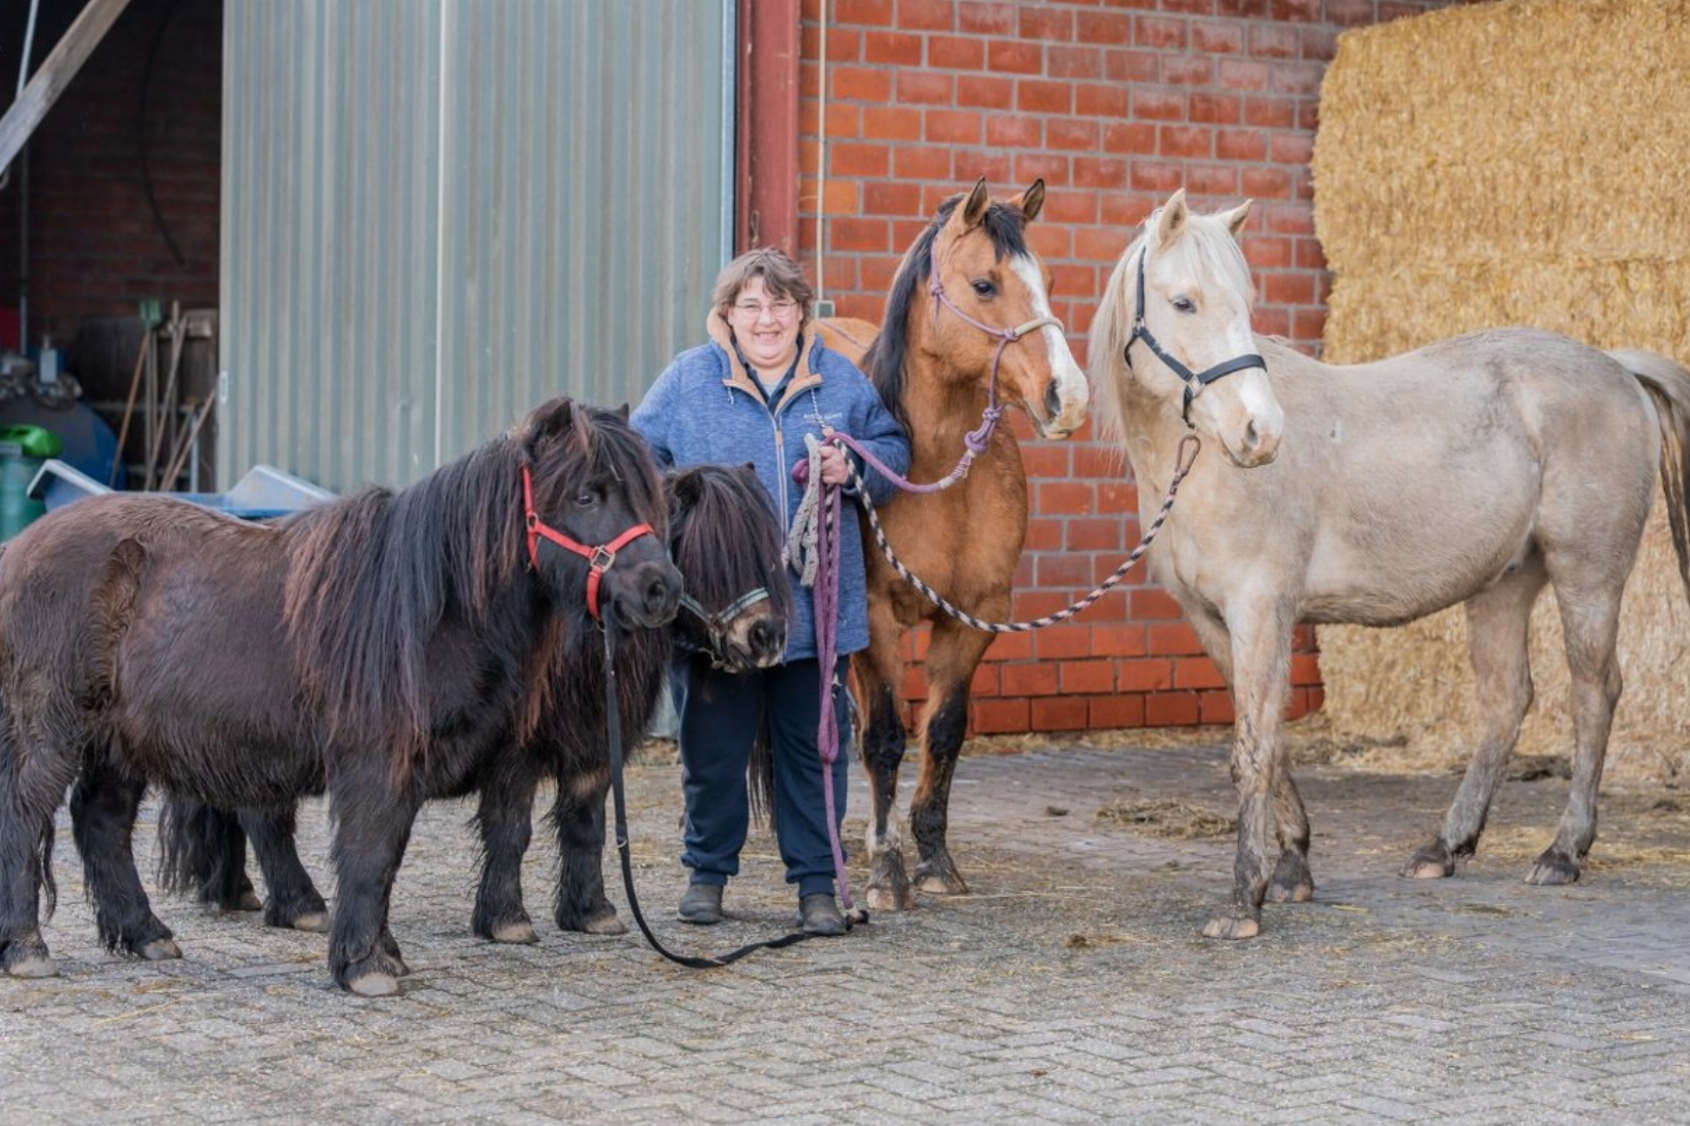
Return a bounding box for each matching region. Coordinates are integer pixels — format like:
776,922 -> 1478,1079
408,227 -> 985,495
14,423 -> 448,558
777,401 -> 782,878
735,0 -> 800,256
0,0 -> 135,176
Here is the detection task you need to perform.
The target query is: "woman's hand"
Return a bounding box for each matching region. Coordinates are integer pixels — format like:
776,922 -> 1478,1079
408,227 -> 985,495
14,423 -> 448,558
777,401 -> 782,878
816,442 -> 852,486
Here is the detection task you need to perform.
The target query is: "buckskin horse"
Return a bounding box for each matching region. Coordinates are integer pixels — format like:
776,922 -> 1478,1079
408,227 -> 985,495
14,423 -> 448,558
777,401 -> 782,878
816,178 -> 1090,910
1090,189 -> 1690,939
157,461 -> 792,945
0,398 -> 681,995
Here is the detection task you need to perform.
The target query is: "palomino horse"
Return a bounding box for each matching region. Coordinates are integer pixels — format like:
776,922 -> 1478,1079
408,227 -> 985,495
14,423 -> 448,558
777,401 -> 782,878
0,399 -> 681,994
817,179 -> 1090,910
1090,189 -> 1690,939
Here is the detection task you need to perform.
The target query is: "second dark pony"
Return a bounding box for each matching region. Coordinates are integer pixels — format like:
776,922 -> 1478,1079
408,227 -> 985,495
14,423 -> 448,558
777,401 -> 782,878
0,398 -> 681,995
159,461 -> 791,945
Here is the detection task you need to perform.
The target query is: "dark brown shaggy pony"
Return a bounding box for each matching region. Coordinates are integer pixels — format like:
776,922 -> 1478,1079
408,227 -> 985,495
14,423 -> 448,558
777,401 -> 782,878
157,462 -> 792,946
0,398 -> 681,996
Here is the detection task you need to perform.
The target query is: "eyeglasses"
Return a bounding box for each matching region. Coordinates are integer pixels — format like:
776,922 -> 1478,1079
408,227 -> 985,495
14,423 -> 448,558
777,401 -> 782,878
732,298 -> 799,319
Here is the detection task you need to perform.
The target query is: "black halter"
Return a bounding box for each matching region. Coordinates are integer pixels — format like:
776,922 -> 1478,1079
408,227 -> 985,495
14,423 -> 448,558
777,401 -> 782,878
1124,247 -> 1265,427
677,587 -> 773,669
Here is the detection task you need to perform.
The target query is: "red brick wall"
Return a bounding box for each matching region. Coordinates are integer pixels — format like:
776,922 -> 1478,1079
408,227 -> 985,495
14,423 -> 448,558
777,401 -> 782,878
795,0 -> 1463,735
0,0 -> 221,365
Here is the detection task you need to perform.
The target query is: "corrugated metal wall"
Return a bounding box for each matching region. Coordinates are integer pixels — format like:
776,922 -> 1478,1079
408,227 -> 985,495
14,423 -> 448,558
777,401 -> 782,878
220,0 -> 734,492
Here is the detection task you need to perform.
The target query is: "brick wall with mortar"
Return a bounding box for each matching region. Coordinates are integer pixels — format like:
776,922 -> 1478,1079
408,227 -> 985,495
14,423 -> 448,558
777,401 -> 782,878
795,0 -> 1466,735
0,0 -> 221,375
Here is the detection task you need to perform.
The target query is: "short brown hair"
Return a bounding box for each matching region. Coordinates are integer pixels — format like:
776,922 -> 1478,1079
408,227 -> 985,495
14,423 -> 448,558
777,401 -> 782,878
712,246 -> 815,320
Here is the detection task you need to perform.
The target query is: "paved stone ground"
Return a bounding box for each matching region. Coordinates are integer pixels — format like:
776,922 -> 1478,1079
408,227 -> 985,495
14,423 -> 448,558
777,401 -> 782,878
4,739 -> 1690,1125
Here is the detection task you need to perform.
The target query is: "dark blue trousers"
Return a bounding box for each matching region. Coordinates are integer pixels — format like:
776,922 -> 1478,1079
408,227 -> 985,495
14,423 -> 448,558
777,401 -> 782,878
673,653 -> 852,900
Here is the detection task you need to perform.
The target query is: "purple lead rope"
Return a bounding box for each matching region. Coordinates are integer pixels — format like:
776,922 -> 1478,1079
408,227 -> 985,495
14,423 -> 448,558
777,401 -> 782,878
809,462 -> 857,916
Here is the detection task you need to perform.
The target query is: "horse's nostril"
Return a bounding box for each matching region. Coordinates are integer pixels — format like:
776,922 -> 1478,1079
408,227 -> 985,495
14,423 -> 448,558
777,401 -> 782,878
1044,381 -> 1062,419
647,576 -> 675,614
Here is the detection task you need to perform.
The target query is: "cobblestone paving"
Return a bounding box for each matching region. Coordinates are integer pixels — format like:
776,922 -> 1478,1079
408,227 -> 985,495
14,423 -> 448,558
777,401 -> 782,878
4,741 -> 1690,1124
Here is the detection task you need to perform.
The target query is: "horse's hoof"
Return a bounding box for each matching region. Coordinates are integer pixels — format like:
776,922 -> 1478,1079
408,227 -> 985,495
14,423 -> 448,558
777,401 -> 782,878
865,882 -> 914,912
1265,854 -> 1315,903
867,851 -> 914,911
1526,851 -> 1581,886
913,854 -> 969,896
5,955 -> 57,978
346,972 -> 401,998
237,891 -> 265,912
1264,878 -> 1314,903
491,921 -> 539,944
1200,914 -> 1260,940
578,913 -> 627,937
1400,844 -> 1456,879
137,938 -> 182,961
913,870 -> 969,896
291,912 -> 330,934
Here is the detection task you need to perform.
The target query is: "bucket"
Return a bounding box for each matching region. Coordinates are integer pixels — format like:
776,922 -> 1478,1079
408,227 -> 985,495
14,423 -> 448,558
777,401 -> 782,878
0,424 -> 64,540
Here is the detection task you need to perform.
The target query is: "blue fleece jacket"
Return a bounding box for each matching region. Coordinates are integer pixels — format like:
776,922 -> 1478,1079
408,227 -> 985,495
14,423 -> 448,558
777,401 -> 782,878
632,315 -> 910,660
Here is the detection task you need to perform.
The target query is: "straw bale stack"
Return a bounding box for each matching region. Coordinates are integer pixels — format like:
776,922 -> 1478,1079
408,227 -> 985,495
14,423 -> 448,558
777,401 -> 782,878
1310,0 -> 1690,781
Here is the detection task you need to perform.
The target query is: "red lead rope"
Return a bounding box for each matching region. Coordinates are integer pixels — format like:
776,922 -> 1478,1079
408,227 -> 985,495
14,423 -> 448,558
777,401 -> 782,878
522,465 -> 654,620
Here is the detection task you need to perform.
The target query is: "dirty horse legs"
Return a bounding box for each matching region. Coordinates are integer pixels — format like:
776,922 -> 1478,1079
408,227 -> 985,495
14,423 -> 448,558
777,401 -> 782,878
472,766 -> 626,943
70,753 -> 180,961
1404,555 -> 1622,886
857,613 -> 992,911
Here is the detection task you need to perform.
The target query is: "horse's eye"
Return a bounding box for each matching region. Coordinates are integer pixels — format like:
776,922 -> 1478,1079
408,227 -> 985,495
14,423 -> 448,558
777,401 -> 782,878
575,490 -> 598,508
1172,296 -> 1196,314
971,279 -> 996,298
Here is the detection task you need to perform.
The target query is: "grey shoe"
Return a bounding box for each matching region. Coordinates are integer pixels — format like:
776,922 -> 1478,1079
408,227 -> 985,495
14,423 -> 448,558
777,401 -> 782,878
678,882 -> 723,925
798,893 -> 846,937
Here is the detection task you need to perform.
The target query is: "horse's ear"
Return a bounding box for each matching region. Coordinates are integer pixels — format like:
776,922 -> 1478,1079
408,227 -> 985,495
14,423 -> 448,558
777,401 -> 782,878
525,396 -> 577,444
1220,199 -> 1252,239
960,177 -> 991,228
1153,189 -> 1189,245
1012,179 -> 1046,223
668,467 -> 701,504
614,402 -> 631,420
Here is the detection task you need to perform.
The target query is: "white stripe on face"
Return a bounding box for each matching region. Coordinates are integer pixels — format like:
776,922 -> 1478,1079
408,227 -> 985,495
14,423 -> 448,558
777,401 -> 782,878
1010,255 -> 1088,416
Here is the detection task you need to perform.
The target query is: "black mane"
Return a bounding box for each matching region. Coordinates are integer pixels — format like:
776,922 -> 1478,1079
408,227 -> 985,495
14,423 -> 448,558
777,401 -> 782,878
860,194 -> 1034,431
280,402 -> 666,769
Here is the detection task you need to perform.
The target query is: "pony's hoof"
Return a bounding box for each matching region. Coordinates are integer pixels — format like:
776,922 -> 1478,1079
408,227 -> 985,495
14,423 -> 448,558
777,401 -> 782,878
137,937 -> 182,961
1200,913 -> 1260,940
579,912 -> 627,937
1526,850 -> 1581,886
491,921 -> 539,944
5,955 -> 57,978
291,912 -> 330,934
237,891 -> 265,912
346,972 -> 401,998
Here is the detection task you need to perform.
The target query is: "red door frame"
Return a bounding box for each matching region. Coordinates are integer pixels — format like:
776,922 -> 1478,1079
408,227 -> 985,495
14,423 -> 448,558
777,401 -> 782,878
735,0 -> 800,255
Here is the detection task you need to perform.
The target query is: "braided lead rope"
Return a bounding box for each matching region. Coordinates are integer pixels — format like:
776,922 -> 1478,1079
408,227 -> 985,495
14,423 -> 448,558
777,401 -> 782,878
842,433 -> 1201,634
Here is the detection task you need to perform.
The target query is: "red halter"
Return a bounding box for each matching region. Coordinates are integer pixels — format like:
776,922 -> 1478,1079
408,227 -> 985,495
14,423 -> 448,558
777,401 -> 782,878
522,465 -> 656,621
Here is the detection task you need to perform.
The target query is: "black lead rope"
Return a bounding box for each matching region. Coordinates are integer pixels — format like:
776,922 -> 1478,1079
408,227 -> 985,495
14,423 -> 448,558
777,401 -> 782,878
600,606 -> 816,968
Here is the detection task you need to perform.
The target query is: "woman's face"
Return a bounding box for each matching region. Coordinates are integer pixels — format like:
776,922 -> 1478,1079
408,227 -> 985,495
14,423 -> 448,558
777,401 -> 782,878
727,276 -> 802,374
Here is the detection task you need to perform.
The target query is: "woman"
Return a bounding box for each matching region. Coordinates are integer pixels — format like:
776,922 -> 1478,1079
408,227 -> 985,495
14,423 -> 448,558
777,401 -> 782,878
632,247 -> 910,935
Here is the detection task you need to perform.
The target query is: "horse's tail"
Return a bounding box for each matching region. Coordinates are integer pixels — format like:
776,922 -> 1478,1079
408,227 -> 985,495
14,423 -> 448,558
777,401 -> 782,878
157,795 -> 249,907
747,710 -> 776,832
1610,348 -> 1690,604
